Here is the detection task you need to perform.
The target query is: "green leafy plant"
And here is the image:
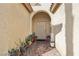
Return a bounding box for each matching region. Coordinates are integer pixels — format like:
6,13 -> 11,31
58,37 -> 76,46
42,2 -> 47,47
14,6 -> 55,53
8,48 -> 17,56
8,33 -> 37,56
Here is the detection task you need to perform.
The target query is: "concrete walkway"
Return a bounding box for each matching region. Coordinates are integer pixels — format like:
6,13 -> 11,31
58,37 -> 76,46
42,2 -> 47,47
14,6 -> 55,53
42,48 -> 60,56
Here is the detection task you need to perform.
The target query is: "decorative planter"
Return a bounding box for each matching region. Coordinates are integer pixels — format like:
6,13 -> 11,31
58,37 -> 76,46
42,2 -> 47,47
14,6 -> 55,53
46,35 -> 50,41
32,36 -> 37,43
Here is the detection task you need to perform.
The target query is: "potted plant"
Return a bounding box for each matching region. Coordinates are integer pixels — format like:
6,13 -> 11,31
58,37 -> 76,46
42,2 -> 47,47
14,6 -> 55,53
31,32 -> 37,43
15,48 -> 21,56
19,41 -> 27,55
8,48 -> 17,56
8,33 -> 37,56
46,35 -> 50,42
25,34 -> 32,46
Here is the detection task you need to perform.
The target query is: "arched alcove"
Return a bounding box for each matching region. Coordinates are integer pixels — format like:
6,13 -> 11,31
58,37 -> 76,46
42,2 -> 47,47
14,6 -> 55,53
32,11 -> 51,40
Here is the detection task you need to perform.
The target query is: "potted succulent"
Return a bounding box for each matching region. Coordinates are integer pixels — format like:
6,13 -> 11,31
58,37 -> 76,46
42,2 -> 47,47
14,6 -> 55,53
8,48 -> 17,56
8,48 -> 21,56
8,33 -> 37,56
25,34 -> 32,46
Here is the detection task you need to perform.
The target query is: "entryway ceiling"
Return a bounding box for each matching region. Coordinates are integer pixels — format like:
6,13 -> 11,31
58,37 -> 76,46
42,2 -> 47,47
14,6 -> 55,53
30,3 -> 52,11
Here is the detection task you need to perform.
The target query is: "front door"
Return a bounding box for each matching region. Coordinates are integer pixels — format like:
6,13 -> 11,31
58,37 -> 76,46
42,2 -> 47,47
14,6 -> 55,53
34,21 -> 50,40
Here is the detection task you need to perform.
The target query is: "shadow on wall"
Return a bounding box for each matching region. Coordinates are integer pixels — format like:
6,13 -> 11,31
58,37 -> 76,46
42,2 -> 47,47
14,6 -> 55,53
53,23 -> 63,36
52,23 -> 63,47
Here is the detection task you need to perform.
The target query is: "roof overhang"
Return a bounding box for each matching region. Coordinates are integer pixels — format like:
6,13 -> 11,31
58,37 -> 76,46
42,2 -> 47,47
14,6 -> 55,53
22,3 -> 33,13
50,3 -> 62,14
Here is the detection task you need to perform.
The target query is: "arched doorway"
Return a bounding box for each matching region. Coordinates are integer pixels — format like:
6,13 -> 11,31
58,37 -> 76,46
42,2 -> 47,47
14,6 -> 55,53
32,11 -> 51,40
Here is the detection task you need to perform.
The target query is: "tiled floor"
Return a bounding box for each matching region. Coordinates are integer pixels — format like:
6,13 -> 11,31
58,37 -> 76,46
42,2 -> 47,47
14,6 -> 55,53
42,48 -> 60,56
25,41 -> 60,56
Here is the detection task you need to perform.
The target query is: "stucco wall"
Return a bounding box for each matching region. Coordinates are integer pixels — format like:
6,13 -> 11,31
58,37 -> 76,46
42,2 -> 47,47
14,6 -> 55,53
52,4 -> 66,55
72,4 -> 79,56
0,4 -> 31,55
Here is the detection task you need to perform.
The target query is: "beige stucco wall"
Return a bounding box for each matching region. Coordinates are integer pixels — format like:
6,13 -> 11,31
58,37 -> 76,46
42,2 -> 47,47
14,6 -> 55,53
52,4 -> 66,56
72,4 -> 79,56
0,4 -> 31,55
